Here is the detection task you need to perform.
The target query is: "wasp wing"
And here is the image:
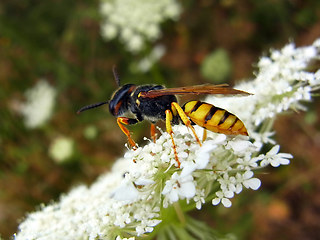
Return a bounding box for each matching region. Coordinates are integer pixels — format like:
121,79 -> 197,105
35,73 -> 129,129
140,84 -> 251,98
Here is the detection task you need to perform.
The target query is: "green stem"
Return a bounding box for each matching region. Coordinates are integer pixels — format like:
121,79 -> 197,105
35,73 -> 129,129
260,117 -> 275,133
173,202 -> 186,224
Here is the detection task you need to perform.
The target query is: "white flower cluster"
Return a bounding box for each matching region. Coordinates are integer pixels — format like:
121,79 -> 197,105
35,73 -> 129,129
122,127 -> 292,210
100,0 -> 181,53
15,39 -> 320,239
19,80 -> 56,129
14,128 -> 291,240
15,158 -> 161,239
210,40 -> 320,131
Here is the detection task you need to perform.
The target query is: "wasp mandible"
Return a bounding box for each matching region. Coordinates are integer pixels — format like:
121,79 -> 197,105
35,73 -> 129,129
78,66 -> 250,167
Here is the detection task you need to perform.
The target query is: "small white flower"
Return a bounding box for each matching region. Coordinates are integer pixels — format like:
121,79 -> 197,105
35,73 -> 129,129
250,131 -> 276,150
19,80 -> 56,129
239,171 -> 261,190
193,189 -> 206,210
218,173 -> 237,193
260,145 -> 293,167
49,136 -> 74,163
212,191 -> 233,208
162,172 -> 196,205
236,154 -> 260,170
243,177 -> 261,190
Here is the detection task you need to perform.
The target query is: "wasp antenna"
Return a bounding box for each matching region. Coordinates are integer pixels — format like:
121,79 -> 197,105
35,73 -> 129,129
112,65 -> 121,87
77,101 -> 109,114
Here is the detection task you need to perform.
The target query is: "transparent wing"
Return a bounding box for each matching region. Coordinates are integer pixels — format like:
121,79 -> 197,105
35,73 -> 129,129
140,84 -> 251,98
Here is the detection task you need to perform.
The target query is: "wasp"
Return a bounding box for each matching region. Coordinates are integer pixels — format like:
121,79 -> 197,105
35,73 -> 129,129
78,66 -> 250,167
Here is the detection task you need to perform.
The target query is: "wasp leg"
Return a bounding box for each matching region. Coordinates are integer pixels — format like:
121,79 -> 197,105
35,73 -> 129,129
117,117 -> 139,150
171,102 -> 202,147
202,128 -> 207,142
165,109 -> 181,168
150,123 -> 157,143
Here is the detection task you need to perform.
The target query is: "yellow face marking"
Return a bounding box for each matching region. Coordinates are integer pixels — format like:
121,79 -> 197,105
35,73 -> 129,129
205,109 -> 225,126
136,99 -> 140,106
218,115 -> 237,130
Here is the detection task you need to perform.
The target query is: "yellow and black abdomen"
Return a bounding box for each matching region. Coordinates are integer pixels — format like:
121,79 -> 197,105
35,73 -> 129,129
182,100 -> 248,136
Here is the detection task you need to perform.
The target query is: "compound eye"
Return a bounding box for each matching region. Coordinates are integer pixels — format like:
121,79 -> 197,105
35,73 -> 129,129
108,84 -> 136,116
109,99 -> 124,116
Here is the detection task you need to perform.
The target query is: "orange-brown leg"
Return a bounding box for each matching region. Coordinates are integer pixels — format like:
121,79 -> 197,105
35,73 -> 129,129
171,102 -> 202,147
150,123 -> 157,143
165,110 -> 180,168
117,117 -> 138,150
202,128 -> 207,142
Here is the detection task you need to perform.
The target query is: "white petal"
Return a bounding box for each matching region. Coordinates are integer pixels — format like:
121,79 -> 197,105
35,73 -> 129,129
267,145 -> 280,156
196,201 -> 202,210
180,162 -> 197,177
161,181 -> 173,195
224,190 -> 234,198
270,160 -> 280,167
260,159 -> 269,167
179,182 -> 196,199
278,153 -> 293,159
199,140 -> 217,152
145,227 -> 154,233
134,178 -> 155,186
243,170 -> 254,179
216,134 -> 227,142
228,184 -> 236,192
178,151 -> 188,159
235,184 -> 243,194
212,198 -> 221,205
244,178 -> 261,190
111,182 -> 139,201
168,189 -> 179,202
228,140 -> 252,152
195,152 -> 210,169
279,158 -> 290,165
216,191 -> 224,198
221,198 -> 232,208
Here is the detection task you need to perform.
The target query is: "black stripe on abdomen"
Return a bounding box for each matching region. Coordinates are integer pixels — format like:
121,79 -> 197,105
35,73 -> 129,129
204,106 -> 218,124
218,112 -> 231,125
229,118 -> 239,129
190,101 -> 202,113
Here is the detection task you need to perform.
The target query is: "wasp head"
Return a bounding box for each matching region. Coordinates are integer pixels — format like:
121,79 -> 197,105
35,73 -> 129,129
77,66 -> 136,116
108,84 -> 136,116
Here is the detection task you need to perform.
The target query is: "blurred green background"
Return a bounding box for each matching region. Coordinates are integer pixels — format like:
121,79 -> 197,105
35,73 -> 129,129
1,0 -> 320,239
